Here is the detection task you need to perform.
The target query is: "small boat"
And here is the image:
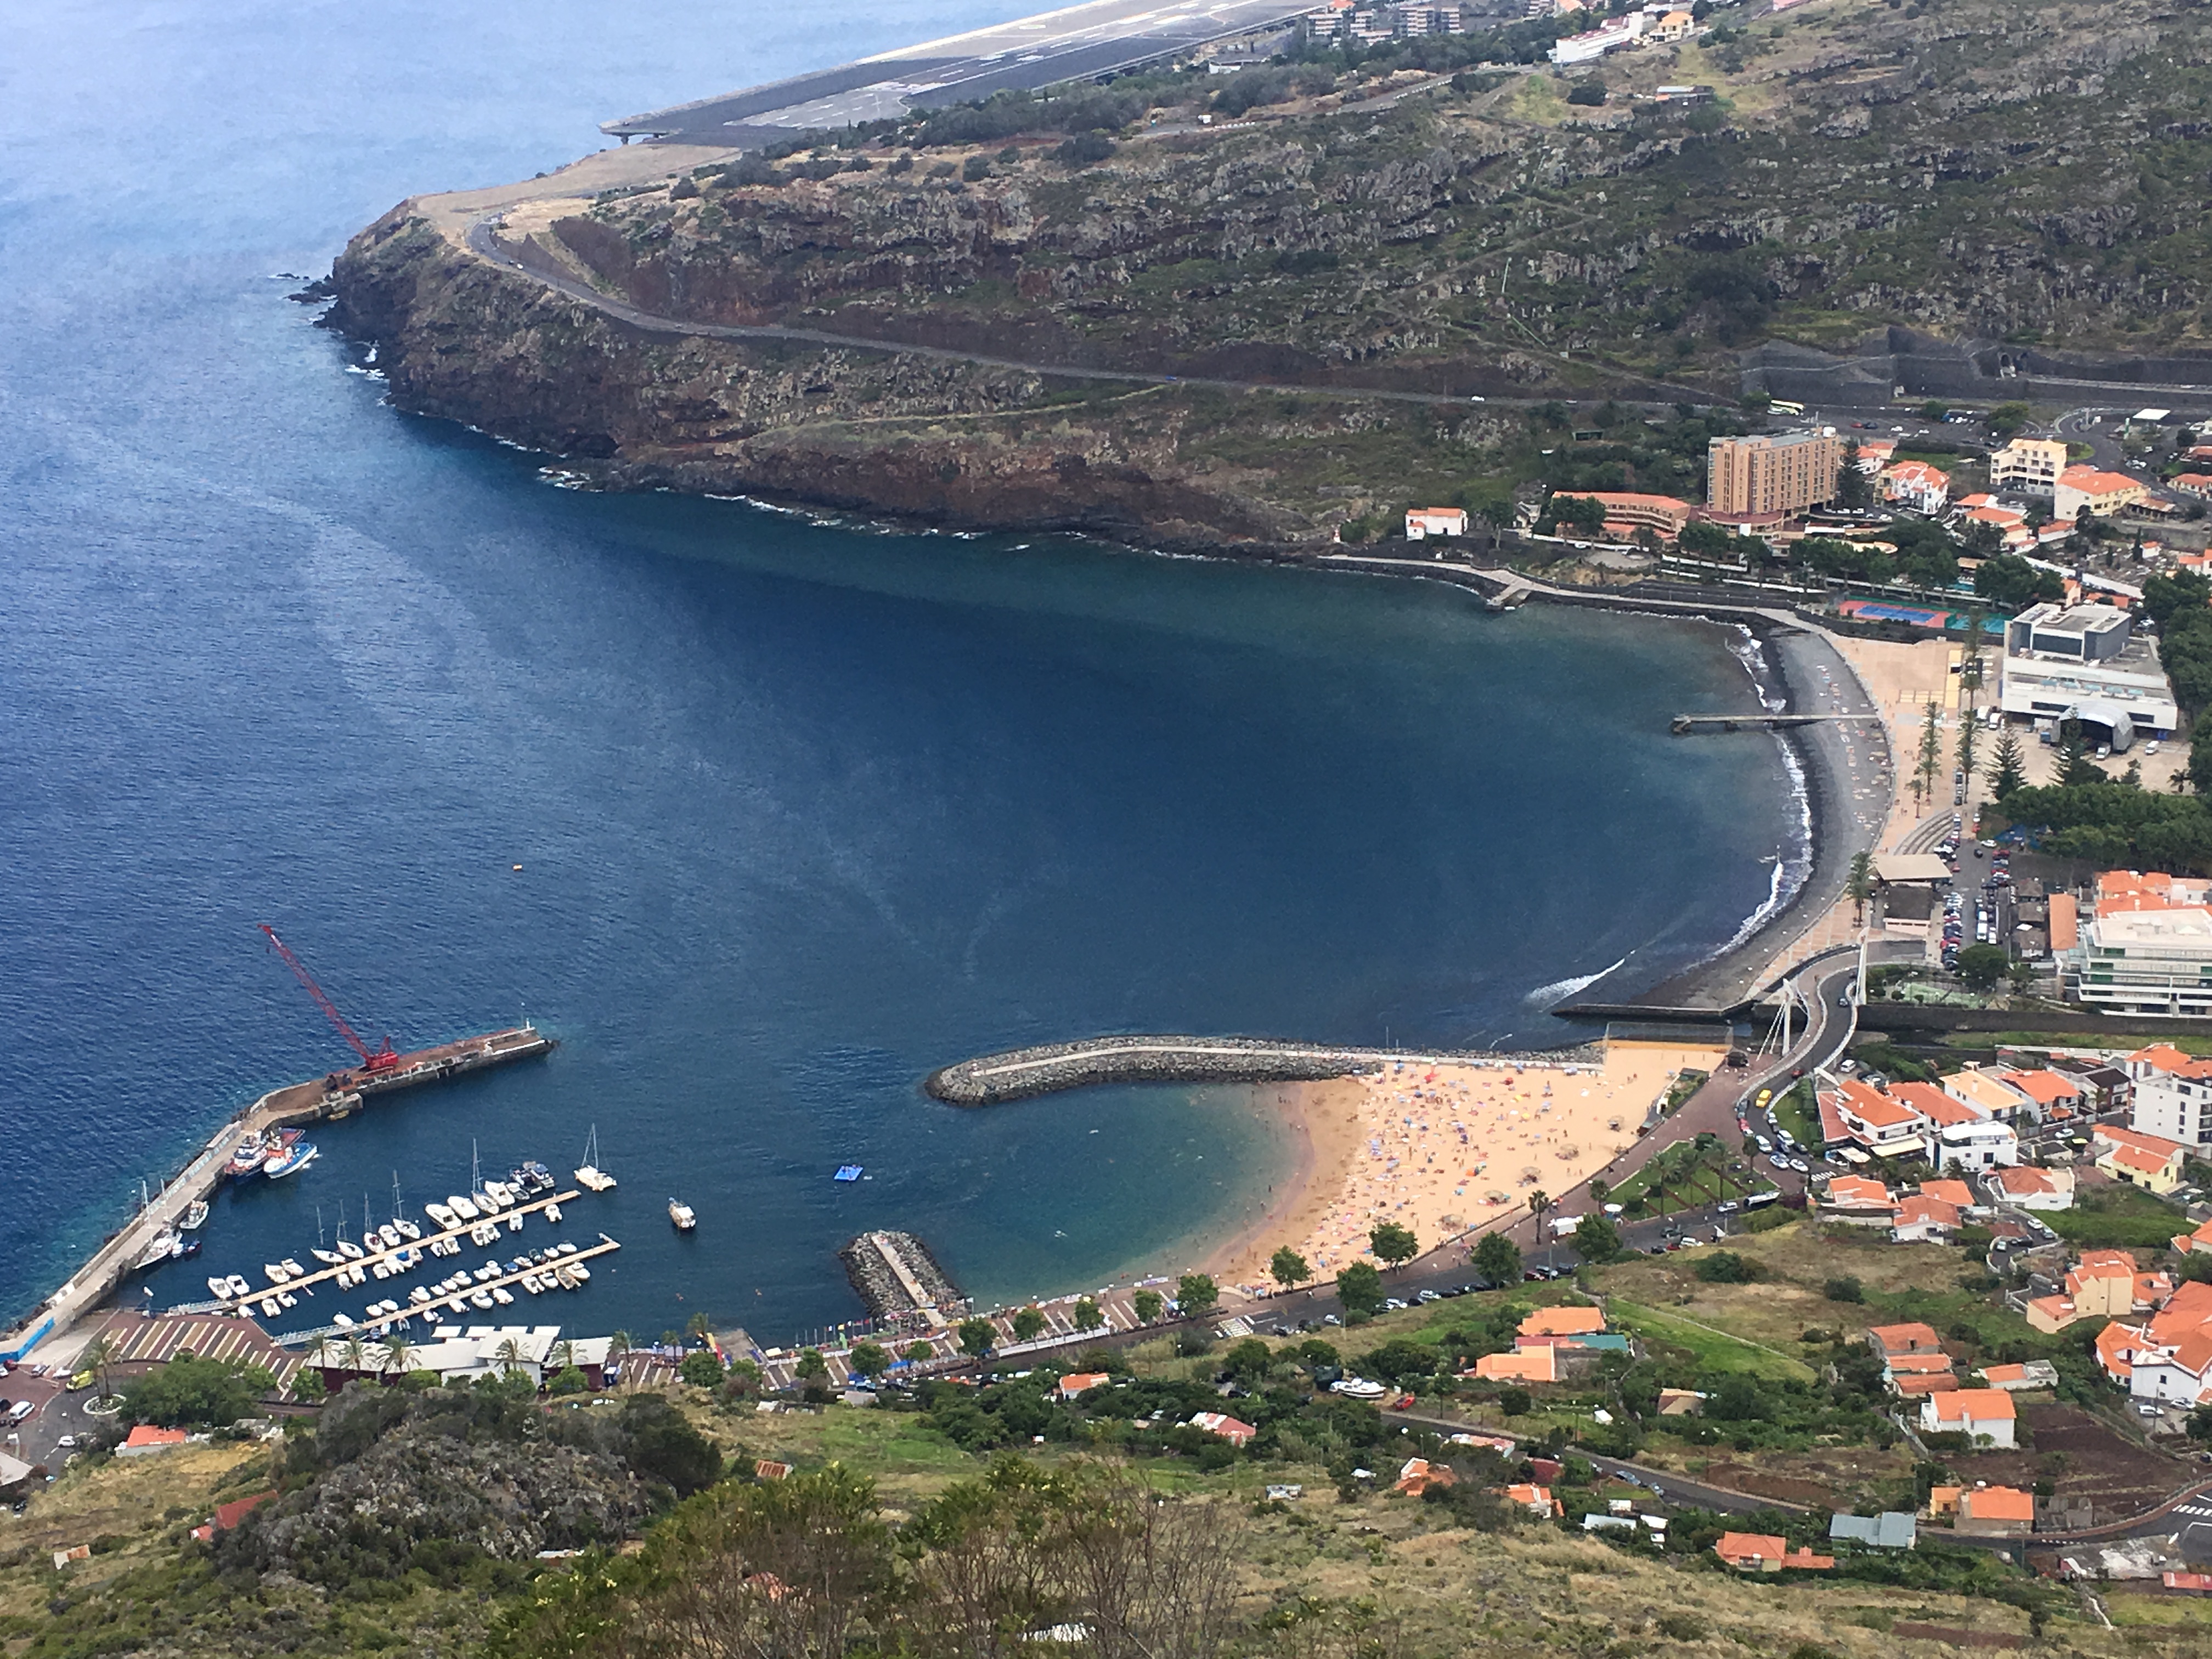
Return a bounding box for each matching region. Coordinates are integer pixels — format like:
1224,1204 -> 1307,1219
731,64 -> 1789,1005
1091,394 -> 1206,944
258,1296 -> 280,1317
469,1289 -> 495,1310
544,1201 -> 562,1224
309,1248 -> 341,1266
555,1241 -> 578,1256
424,1201 -> 456,1229
179,1199 -> 210,1232
481,1180 -> 514,1209
225,1273 -> 251,1297
134,1228 -> 183,1271
447,1194 -> 480,1222
520,1273 -> 542,1294
263,1263 -> 289,1284
376,1224 -> 401,1250
264,1138 -> 318,1178
567,1262 -> 590,1283
226,1131 -> 269,1177
281,1258 -> 306,1278
574,1125 -> 616,1192
278,1293 -> 297,1308
555,1266 -> 579,1289
507,1212 -> 524,1233
393,1217 -> 421,1242
409,1286 -> 432,1304
669,1198 -> 696,1231
371,1261 -> 390,1280
208,1274 -> 232,1299
332,1312 -> 356,1329
337,1237 -> 364,1261
492,1286 -> 515,1306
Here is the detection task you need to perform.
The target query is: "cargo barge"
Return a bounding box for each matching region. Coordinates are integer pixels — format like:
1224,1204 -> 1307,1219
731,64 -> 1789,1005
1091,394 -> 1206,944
0,1025 -> 555,1362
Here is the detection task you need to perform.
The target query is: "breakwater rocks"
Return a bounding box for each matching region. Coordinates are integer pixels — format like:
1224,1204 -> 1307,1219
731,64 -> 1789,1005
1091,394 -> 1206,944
840,1229 -> 967,1322
928,1035 -> 1390,1105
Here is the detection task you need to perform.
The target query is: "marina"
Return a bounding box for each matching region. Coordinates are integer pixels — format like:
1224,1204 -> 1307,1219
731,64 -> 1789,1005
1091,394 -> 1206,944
0,1024 -> 555,1363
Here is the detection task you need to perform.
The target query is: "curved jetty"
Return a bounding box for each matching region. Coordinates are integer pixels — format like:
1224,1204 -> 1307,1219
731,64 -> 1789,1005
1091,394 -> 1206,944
927,1036 -> 1407,1105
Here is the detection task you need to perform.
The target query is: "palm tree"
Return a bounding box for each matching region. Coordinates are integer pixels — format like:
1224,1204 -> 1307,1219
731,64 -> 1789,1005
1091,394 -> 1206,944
686,1311 -> 713,1347
1528,1189 -> 1551,1268
548,1339 -> 575,1374
340,1335 -> 367,1376
381,1334 -> 414,1381
493,1335 -> 526,1378
1846,850 -> 1875,927
80,1334 -> 120,1408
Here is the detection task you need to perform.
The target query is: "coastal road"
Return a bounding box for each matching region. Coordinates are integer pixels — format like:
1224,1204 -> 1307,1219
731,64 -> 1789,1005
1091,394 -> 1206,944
2050,407 -> 2196,509
459,215 -> 1724,411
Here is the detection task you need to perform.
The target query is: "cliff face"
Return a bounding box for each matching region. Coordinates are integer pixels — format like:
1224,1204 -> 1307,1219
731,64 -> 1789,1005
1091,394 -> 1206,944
328,209 -> 1329,547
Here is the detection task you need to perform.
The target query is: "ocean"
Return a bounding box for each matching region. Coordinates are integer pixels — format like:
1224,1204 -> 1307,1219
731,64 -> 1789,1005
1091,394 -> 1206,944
0,0 -> 1802,1344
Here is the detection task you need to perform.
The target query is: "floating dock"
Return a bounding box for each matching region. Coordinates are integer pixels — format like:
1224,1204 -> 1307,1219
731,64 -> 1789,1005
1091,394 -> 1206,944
0,1025 -> 555,1359
276,1232 -> 623,1350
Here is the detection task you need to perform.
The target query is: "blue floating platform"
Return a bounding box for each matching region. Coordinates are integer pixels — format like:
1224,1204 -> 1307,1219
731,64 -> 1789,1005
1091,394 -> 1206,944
834,1165 -> 864,1182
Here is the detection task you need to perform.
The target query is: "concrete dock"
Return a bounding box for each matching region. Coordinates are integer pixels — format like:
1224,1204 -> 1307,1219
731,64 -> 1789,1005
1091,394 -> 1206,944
0,1025 -> 555,1362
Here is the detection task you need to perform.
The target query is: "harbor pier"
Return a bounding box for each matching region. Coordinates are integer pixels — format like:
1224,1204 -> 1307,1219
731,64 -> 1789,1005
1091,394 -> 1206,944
0,1025 -> 555,1361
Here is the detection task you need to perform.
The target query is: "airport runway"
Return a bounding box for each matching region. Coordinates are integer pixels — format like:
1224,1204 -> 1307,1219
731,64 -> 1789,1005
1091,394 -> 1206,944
602,0 -> 1324,143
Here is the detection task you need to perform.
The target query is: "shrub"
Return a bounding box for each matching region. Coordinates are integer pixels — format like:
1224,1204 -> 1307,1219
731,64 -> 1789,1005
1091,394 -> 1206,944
678,1350 -> 725,1389
1825,1276 -> 1865,1304
1566,78 -> 1606,105
1694,1251 -> 1764,1284
962,155 -> 992,182
1498,1386 -> 1533,1418
1053,131 -> 1115,167
548,1365 -> 589,1396
123,1352 -> 276,1427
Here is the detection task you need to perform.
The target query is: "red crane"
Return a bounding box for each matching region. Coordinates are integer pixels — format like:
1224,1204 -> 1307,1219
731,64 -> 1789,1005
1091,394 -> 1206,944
257,924 -> 400,1073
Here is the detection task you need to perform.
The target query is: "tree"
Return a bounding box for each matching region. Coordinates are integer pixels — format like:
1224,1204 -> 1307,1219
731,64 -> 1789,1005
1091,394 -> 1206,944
121,1353 -> 276,1427
1336,1261 -> 1386,1319
548,1364 -> 589,1395
1011,1307 -> 1047,1343
1528,1189 -> 1552,1263
1176,1273 -> 1220,1321
1565,77 -> 1606,105
290,1367 -> 327,1402
1072,1296 -> 1104,1333
1955,942 -> 2010,991
793,1348 -> 830,1384
903,1341 -> 936,1365
1915,701 -> 1944,810
1846,849 -> 1874,926
687,1311 -> 714,1345
1989,401 -> 2030,438
78,1334 -> 120,1408
1223,1337 -> 1273,1380
1269,1246 -> 1311,1291
1498,1385 -> 1534,1418
1836,439 -> 1870,509
680,1350 -> 726,1388
1974,553 -> 2064,609
1473,1231 -> 1523,1284
381,1334 -> 414,1380
1131,1289 -> 1165,1324
1572,1213 -> 1623,1263
1989,726 -> 2028,799
956,1319 -> 997,1361
1369,1222 -> 1419,1267
849,1340 -> 890,1383
1921,400 -> 1949,422
1825,1276 -> 1864,1303
1955,709 -> 1979,793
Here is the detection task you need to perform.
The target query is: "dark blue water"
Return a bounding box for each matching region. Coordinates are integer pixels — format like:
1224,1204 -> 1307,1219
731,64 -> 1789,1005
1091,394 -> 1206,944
0,0 -> 1799,1344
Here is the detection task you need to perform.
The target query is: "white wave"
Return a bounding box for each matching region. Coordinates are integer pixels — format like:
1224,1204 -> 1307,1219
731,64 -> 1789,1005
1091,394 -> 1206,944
1525,955 -> 1630,1008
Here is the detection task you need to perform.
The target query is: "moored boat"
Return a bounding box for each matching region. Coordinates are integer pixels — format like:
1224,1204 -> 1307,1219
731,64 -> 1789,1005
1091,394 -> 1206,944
668,1198 -> 696,1231
207,1274 -> 232,1299
225,1131 -> 269,1178
447,1193 -> 480,1222
179,1199 -> 209,1232
281,1258 -> 305,1278
376,1223 -> 400,1250
224,1273 -> 251,1297
424,1201 -> 456,1229
574,1125 -> 616,1192
134,1228 -> 183,1271
263,1137 -> 318,1178
312,1248 -> 342,1266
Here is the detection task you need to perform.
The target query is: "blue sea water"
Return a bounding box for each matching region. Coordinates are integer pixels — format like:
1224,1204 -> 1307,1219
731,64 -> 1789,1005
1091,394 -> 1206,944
0,0 -> 1800,1344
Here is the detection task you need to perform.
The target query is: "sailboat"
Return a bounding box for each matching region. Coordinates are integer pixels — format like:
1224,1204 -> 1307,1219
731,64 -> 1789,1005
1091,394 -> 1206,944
311,1205 -> 343,1267
391,1175 -> 422,1241
336,1204 -> 364,1261
574,1125 -> 616,1192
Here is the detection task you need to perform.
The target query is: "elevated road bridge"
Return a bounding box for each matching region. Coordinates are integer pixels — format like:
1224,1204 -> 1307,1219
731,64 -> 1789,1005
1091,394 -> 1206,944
602,0 -> 1323,145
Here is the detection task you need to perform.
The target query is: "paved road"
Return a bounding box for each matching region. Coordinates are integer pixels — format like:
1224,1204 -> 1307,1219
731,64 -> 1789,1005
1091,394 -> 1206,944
461,217 -> 1724,410
2050,406 -> 2194,509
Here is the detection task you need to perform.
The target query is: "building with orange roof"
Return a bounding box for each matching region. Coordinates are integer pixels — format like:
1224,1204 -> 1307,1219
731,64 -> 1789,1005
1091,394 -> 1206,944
1976,1361 -> 2059,1392
2174,474 -> 2212,498
1985,1164 -> 2074,1210
1187,1412 -> 1258,1447
2056,465 -> 2148,519
1867,1322 -> 1944,1357
2050,891 -> 2079,953
1549,492 -> 1696,543
1058,1372 -> 1111,1399
1519,1305 -> 1607,1339
1821,1173 -> 1894,1215
1891,1194 -> 1962,1243
119,1425 -> 187,1456
1892,1083 -> 1977,1127
1892,1372 -> 1957,1398
1832,1079 -> 1928,1157
2096,1127 -> 2188,1194
1943,1067 -> 2035,1124
1471,1347 -> 1558,1384
1921,1178 -> 1977,1209
1920,1389 -> 2017,1448
2097,1319 -> 2151,1384
2130,1328 -> 2212,1408
1714,1533 -> 1833,1572
2145,1279 -> 2212,1345
2004,1071 -> 2083,1111
1883,460 -> 1950,515
2025,1294 -> 2085,1334
2129,1049 -> 2212,1149
1404,507 -> 1468,540
1393,1457 -> 1456,1496
1503,1483 -> 1562,1517
2174,1216 -> 2212,1257
1954,1485 -> 2035,1536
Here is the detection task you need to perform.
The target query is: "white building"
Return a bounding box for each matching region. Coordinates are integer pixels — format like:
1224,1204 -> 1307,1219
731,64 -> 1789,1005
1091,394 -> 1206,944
1549,10 -> 1645,61
1989,438 -> 2068,498
2081,907 -> 2212,1020
2130,1331 -> 2212,1408
1998,602 -> 2177,742
1404,507 -> 1468,540
2130,1048 -> 2212,1146
1933,1118 -> 2019,1173
1920,1389 -> 2018,1449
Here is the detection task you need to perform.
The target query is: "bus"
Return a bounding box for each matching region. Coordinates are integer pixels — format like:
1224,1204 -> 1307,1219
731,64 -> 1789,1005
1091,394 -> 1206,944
1768,399 -> 1806,416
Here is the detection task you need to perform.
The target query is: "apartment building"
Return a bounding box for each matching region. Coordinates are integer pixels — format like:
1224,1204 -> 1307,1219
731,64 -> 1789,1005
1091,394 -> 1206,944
1989,437 -> 2068,496
1706,430 -> 1844,517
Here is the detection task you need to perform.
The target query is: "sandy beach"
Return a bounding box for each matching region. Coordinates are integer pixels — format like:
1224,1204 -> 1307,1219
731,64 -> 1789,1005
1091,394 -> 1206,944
1201,1038 -> 1732,1292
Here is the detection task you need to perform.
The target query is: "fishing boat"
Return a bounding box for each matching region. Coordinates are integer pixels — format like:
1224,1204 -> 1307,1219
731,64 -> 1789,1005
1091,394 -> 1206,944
179,1199 -> 209,1232
574,1126 -> 616,1193
225,1130 -> 269,1178
263,1136 -> 318,1179
668,1198 -> 696,1231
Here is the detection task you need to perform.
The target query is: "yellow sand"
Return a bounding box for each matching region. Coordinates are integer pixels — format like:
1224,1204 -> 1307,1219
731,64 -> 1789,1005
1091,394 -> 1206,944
1206,1040 -> 1730,1294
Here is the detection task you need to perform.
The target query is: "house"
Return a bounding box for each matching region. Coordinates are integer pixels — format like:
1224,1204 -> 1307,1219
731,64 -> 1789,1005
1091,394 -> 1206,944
1471,1347 -> 1558,1383
1519,1306 -> 1606,1339
1832,1079 -> 1929,1158
2172,473 -> 2212,499
1503,1483 -> 1563,1517
1650,6 -> 1694,40
1656,1387 -> 1706,1415
1976,1360 -> 2059,1392
1954,1485 -> 2035,1537
1404,507 -> 1468,540
1822,1173 -> 1895,1217
1921,1178 -> 1978,1210
2127,1328 -> 2212,1408
1945,1067 -> 2036,1124
1985,1164 -> 2075,1211
2128,1049 -> 2212,1148
1990,437 -> 2069,496
1394,1457 -> 1456,1496
1920,1389 -> 2018,1449
1883,1352 -> 1958,1395
1058,1372 -> 1111,1400
755,1459 -> 793,1481
1550,492 -> 1695,543
2026,1249 -> 2164,1333
189,1490 -> 277,1543
2003,1070 -> 2083,1118
1829,1513 -> 1918,1550
2094,1126 -> 2188,1194
119,1426 -> 187,1457
1882,460 -> 1951,515
2174,1216 -> 2212,1257
2056,465 -> 2148,520
1187,1412 -> 1258,1447
1714,1532 -> 1835,1572
2097,1319 -> 2154,1384
1891,1194 -> 1962,1242
1867,1322 -> 1945,1358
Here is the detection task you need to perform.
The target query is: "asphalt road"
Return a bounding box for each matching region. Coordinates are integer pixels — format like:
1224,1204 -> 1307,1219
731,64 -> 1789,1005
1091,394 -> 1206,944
2048,406 -> 2196,509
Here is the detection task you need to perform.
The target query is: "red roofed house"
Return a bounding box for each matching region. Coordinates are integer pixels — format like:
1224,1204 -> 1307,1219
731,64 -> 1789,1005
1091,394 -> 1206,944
2003,1070 -> 2083,1115
1954,1485 -> 2035,1537
1187,1412 -> 1258,1447
1058,1373 -> 1111,1400
1985,1165 -> 2074,1211
1891,1194 -> 1962,1243
1867,1322 -> 1944,1358
1920,1389 -> 2017,1448
2095,1126 -> 2188,1196
1394,1457 -> 1457,1496
1821,1174 -> 1894,1217
2129,1328 -> 2212,1408
1832,1079 -> 1928,1158
1472,1347 -> 1559,1383
1404,507 -> 1468,540
2175,1216 -> 2212,1257
1519,1306 -> 1607,1339
189,1489 -> 276,1542
1504,1483 -> 1563,1517
2128,1048 -> 2212,1150
1921,1178 -> 1977,1210
119,1426 -> 187,1457
2147,1280 -> 2212,1345
1550,492 -> 1697,543
1714,1532 -> 1836,1572
1882,460 -> 1950,515
2056,465 -> 2148,520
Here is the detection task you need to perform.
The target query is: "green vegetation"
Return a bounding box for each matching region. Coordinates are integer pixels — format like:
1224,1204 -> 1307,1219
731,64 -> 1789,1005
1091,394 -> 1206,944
1606,1301 -> 1816,1384
120,1352 -> 275,1428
